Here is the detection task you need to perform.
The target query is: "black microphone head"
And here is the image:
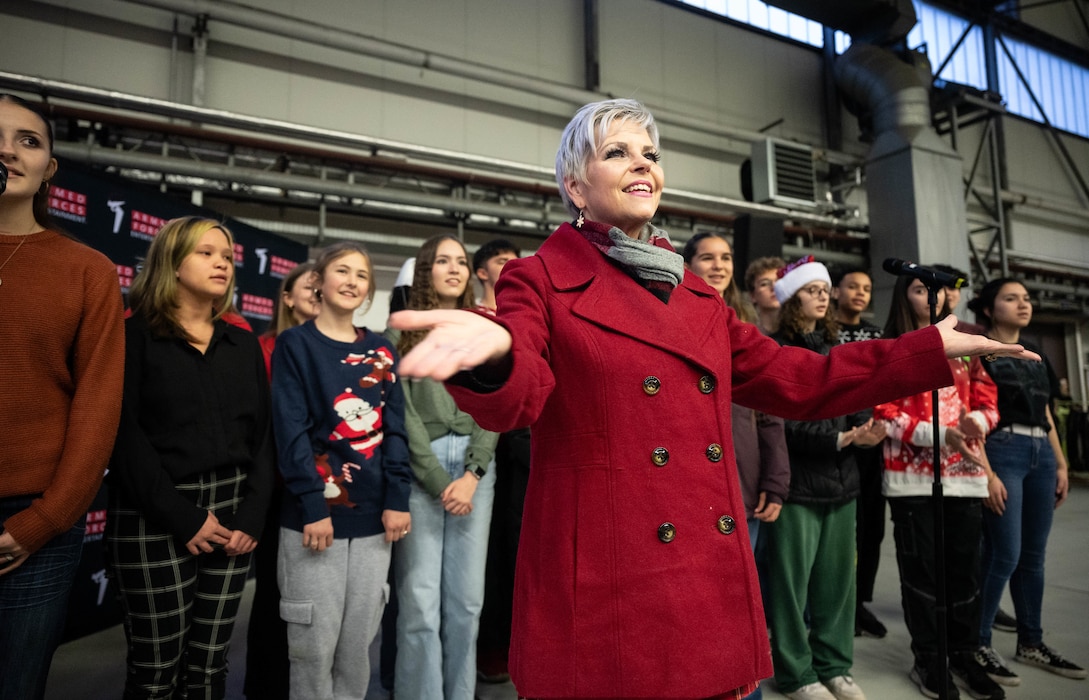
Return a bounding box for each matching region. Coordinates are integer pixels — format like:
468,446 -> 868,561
0,162 -> 7,195
882,258 -> 906,275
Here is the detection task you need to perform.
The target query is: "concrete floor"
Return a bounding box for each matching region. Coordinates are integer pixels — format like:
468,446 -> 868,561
46,480 -> 1089,700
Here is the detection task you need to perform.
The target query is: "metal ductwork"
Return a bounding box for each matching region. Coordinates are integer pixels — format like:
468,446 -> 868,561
835,42 -> 934,144
835,41 -> 970,319
766,0 -> 971,318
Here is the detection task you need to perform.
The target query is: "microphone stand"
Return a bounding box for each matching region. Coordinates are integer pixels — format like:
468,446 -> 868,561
927,282 -> 951,700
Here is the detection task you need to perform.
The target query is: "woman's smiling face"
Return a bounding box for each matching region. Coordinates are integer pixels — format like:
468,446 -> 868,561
565,120 -> 663,238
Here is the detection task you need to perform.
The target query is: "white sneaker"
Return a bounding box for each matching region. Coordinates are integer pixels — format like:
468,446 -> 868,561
784,681 -> 837,700
824,675 -> 866,700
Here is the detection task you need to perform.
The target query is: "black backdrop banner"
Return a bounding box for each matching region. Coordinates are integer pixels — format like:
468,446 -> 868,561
50,162 -> 308,640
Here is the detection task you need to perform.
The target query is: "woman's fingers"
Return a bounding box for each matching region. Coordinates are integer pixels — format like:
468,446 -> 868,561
390,310 -> 512,380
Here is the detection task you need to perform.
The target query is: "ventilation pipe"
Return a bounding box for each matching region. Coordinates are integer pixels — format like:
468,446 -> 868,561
834,41 -> 971,319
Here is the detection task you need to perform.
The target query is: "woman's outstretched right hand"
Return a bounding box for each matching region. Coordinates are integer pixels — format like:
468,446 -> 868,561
389,310 -> 512,381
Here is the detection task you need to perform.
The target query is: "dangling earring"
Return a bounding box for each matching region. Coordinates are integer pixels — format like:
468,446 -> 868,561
575,210 -> 585,228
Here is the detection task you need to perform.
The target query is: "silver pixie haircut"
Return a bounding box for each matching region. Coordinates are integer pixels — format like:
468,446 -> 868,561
555,98 -> 660,218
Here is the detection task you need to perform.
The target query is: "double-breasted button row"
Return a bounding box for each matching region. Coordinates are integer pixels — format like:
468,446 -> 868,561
657,515 -> 738,542
650,444 -> 724,466
643,375 -> 717,395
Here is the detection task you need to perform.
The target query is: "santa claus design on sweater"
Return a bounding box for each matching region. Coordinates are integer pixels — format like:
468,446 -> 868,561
328,387 -> 383,458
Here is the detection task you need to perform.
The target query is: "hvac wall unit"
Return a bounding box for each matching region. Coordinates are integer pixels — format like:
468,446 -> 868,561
751,138 -> 818,211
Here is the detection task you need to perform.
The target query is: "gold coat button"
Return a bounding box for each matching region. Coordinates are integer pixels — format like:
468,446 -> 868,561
706,443 -> 724,462
658,522 -> 676,543
643,376 -> 661,395
717,514 -> 736,535
698,375 -> 716,394
651,447 -> 669,467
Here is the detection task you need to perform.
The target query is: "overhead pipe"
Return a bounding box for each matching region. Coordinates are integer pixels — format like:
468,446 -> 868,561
0,72 -> 863,229
52,141 -> 562,225
54,139 -> 864,231
117,0 -> 859,164
0,71 -> 553,181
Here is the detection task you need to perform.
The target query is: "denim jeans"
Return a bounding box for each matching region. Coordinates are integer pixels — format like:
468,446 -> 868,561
0,495 -> 85,700
979,430 -> 1057,648
394,433 -> 496,700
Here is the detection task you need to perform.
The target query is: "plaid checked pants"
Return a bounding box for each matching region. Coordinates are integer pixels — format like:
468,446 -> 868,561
107,467 -> 251,700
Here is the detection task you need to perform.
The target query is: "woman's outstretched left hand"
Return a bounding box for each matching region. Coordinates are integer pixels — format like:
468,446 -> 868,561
389,310 -> 512,381
935,316 -> 1040,361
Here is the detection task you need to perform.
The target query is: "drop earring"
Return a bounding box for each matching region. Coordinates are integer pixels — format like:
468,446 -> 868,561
575,210 -> 585,228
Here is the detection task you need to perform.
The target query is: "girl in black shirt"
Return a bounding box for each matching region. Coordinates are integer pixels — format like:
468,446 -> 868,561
107,216 -> 274,699
968,277 -> 1085,685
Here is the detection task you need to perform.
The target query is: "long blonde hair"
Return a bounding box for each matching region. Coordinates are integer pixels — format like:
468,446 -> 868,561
128,216 -> 236,339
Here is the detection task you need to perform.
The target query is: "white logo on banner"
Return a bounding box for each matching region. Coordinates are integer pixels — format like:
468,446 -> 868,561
255,247 -> 269,275
107,200 -> 126,233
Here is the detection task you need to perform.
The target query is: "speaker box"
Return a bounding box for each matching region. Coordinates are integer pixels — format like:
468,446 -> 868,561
733,214 -> 784,275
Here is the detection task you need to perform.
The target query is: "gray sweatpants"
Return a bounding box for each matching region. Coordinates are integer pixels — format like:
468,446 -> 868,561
277,528 -> 391,700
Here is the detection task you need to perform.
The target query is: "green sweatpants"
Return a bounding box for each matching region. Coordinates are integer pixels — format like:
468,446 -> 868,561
766,500 -> 857,693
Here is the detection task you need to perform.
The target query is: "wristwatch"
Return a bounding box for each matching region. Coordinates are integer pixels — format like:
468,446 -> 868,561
467,465 -> 486,480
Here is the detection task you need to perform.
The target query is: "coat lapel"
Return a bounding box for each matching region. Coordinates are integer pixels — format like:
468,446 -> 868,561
538,224 -> 724,371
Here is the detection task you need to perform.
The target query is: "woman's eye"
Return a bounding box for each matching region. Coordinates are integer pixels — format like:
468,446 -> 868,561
644,151 -> 661,163
605,147 -> 625,159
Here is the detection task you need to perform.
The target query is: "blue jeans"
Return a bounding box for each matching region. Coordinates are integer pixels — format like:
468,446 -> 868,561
979,430 -> 1057,648
0,495 -> 85,700
394,433 -> 496,700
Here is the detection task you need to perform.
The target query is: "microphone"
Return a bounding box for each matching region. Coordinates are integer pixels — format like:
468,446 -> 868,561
0,162 -> 7,195
882,258 -> 967,289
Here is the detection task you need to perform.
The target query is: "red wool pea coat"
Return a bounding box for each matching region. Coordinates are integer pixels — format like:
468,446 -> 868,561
447,224 -> 953,699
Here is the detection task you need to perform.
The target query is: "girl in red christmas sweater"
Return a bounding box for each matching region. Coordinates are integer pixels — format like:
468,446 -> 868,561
875,275 -> 1001,700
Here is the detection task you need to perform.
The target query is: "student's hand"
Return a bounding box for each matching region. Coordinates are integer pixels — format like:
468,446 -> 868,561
224,530 -> 258,557
754,492 -> 782,523
382,510 -> 411,543
985,474 -> 1008,515
1056,467 -> 1070,508
186,511 -> 233,556
389,310 -> 512,381
440,472 -> 479,516
852,420 -> 887,447
0,530 -> 29,577
946,427 -> 985,464
958,408 -> 987,440
936,316 -> 1040,361
303,517 -> 334,552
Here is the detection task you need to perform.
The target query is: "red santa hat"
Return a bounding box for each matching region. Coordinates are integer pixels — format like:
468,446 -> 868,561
334,388 -> 359,407
774,255 -> 831,303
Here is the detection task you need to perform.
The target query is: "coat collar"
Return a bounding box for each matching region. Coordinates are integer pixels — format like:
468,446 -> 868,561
536,224 -> 724,371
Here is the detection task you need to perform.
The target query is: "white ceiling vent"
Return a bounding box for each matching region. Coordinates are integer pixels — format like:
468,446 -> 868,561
751,138 -> 818,210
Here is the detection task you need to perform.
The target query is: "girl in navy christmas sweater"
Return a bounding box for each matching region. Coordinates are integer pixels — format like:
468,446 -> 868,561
272,242 -> 411,700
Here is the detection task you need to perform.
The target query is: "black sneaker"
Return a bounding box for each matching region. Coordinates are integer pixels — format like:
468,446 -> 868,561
1014,642 -> 1089,680
992,608 -> 1017,633
973,646 -> 1020,687
910,664 -> 960,699
951,655 -> 1006,700
855,603 -> 887,638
